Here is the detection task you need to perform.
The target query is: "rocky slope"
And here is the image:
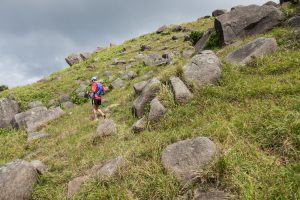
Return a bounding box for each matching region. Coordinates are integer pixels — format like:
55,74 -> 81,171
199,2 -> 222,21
0,1 -> 300,199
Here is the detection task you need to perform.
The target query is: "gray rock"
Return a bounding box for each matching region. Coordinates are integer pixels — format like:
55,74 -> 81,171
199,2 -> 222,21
172,33 -> 186,40
162,137 -> 218,183
95,119 -> 117,137
264,1 -> 278,7
129,58 -> 136,63
93,47 -> 104,54
122,71 -> 137,80
30,160 -> 46,174
86,64 -> 96,71
183,50 -> 221,89
215,4 -> 284,45
182,49 -> 195,58
133,81 -> 147,95
13,107 -> 64,133
67,176 -> 88,198
0,98 -> 20,128
28,101 -> 43,109
65,54 -> 82,66
184,35 -> 191,42
103,71 -> 113,80
148,98 -> 166,123
59,94 -> 70,103
90,156 -> 126,181
142,70 -> 155,79
0,160 -> 38,200
61,101 -> 75,109
285,15 -> 300,27
212,9 -> 227,17
80,52 -> 92,60
132,118 -> 147,133
195,28 -> 216,53
193,189 -> 228,200
110,43 -> 117,47
110,78 -> 125,89
170,76 -> 193,104
48,99 -> 58,107
113,58 -> 126,65
124,65 -> 132,70
156,25 -> 168,33
140,44 -> 152,51
143,54 -> 171,66
135,53 -> 145,61
132,78 -> 161,118
27,132 -> 50,143
225,37 -> 278,65
173,25 -> 183,32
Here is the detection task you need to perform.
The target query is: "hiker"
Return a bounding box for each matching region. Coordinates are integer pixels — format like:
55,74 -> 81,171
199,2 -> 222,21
90,77 -> 106,121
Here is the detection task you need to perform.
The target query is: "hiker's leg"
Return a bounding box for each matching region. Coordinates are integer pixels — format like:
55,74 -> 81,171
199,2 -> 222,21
97,107 -> 105,117
93,105 -> 99,120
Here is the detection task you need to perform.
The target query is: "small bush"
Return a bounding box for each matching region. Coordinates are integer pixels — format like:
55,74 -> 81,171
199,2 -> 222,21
190,31 -> 204,45
0,85 -> 8,92
204,32 -> 222,50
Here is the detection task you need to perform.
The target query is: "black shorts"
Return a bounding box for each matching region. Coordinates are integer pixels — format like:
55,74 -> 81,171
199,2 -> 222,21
93,99 -> 102,106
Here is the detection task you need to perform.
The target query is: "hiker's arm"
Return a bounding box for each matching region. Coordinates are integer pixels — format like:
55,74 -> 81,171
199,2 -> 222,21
102,86 -> 106,93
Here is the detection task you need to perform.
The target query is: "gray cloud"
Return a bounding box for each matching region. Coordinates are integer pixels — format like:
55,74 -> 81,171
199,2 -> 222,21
0,0 -> 274,87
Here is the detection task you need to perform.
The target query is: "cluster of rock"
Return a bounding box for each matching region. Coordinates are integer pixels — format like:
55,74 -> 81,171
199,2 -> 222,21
131,50 -> 221,133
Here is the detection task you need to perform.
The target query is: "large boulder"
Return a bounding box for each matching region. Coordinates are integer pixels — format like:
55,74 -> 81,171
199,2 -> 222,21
149,98 -> 167,123
225,37 -> 278,65
195,28 -> 216,54
0,160 -> 38,200
170,76 -> 193,104
183,51 -> 221,89
95,119 -> 117,137
132,78 -> 161,118
215,4 -> 284,45
0,98 -> 19,128
13,107 -> 64,133
162,137 -> 218,183
133,81 -> 147,95
65,54 -> 82,66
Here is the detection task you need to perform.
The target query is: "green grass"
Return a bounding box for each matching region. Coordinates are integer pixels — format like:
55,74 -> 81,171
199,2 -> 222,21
1,18 -> 300,199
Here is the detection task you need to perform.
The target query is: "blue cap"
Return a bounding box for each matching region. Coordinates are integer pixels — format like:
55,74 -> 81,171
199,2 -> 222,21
91,76 -> 97,81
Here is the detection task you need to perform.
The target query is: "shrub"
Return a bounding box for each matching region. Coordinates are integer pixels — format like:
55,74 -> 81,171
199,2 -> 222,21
0,85 -> 8,92
204,32 -> 222,50
189,31 -> 204,45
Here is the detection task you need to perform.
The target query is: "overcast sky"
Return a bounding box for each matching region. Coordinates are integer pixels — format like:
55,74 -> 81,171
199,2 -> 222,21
0,0 -> 276,87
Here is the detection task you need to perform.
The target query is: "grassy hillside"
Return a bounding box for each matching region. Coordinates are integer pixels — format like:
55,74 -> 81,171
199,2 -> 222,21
0,15 -> 299,200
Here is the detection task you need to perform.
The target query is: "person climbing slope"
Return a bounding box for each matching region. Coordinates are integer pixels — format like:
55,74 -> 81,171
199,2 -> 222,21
90,76 -> 106,121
